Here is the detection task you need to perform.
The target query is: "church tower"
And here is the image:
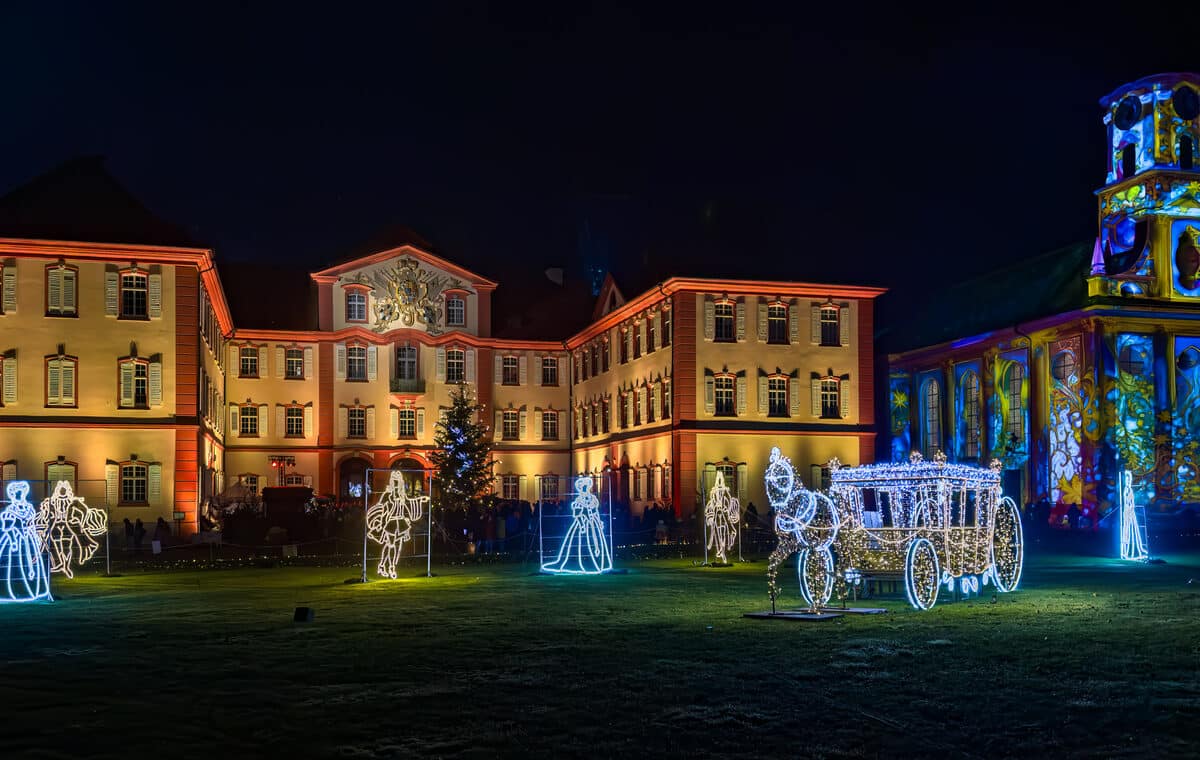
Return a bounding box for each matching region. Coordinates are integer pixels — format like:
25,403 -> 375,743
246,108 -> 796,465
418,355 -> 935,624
1092,73 -> 1200,300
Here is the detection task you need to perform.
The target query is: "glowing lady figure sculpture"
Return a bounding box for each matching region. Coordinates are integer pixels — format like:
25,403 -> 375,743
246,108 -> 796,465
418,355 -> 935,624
37,480 -> 107,579
366,471 -> 428,579
542,476 -> 613,575
0,481 -> 52,602
704,470 -> 740,564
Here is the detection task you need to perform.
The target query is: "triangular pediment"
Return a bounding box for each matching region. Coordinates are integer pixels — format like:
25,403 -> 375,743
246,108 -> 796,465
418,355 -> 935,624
311,244 -> 497,289
592,273 -> 626,321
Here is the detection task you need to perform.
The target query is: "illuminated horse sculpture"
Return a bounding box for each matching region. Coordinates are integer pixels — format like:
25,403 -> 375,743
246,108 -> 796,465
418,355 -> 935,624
366,471 -> 428,579
764,447 -> 841,612
36,481 -> 107,579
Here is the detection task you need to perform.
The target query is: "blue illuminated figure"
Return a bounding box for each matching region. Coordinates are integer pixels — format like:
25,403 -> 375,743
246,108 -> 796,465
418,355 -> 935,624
0,481 -> 52,603
542,476 -> 612,575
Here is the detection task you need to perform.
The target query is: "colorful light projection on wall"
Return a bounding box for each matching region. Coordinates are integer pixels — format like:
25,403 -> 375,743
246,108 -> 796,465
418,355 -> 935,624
1118,470 -> 1150,561
1171,220 -> 1200,297
704,470 -> 740,565
954,361 -> 982,462
1048,337 -> 1085,505
542,476 -> 613,575
0,481 -> 52,603
36,481 -> 106,579
1173,337 -> 1200,503
366,471 -> 428,579
989,351 -> 1030,468
888,373 -> 912,462
1108,334 -> 1156,504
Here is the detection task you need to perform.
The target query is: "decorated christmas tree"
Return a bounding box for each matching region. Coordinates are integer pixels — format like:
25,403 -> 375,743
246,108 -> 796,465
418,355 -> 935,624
432,383 -> 495,511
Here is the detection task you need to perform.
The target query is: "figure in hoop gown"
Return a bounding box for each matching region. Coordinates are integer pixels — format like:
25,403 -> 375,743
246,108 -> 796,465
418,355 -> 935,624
542,476 -> 613,574
0,481 -> 52,602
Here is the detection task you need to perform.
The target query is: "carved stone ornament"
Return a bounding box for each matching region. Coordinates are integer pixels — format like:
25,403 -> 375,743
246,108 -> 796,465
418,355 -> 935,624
348,258 -> 463,335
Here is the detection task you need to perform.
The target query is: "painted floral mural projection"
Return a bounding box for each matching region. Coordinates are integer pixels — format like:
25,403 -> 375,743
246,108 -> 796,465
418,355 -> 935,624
1174,337 -> 1200,503
989,351 -> 1029,467
1048,337 -> 1084,505
889,373 -> 911,462
1108,333 -> 1156,502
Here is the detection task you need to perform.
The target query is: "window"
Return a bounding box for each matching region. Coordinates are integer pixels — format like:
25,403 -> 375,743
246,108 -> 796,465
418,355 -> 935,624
714,376 -> 735,416
46,460 -> 76,485
767,304 -> 789,344
120,272 -> 147,318
662,384 -> 671,419
119,360 -> 149,409
1052,351 -> 1077,382
619,394 -> 629,428
501,475 -> 519,500
634,324 -> 643,358
397,346 -> 418,380
120,463 -> 148,504
716,463 -> 737,496
1182,136 -> 1195,171
590,405 -> 599,435
922,379 -> 941,457
619,331 -> 629,363
601,397 -> 610,433
590,345 -> 599,376
541,356 -> 558,386
962,371 -> 981,459
1121,144 -> 1137,179
46,356 -> 77,407
46,265 -> 77,316
1005,365 -> 1025,443
240,347 -> 258,378
398,408 -> 416,438
540,477 -> 560,503
502,410 -> 519,440
647,386 -> 656,423
633,468 -> 643,500
446,349 -> 465,383
648,318 -> 657,352
348,407 -> 367,438
346,289 -> 367,322
286,407 -> 304,437
821,378 -> 840,419
634,388 -> 643,425
714,302 -> 735,342
284,474 -> 305,486
243,475 -> 260,495
820,306 -> 840,347
601,340 -> 610,371
240,406 -> 259,436
285,348 -> 304,379
543,410 -> 559,440
663,310 -> 672,346
446,296 -> 465,327
347,345 -> 367,381
502,356 -> 519,385
768,377 -> 788,417
1118,344 -> 1147,376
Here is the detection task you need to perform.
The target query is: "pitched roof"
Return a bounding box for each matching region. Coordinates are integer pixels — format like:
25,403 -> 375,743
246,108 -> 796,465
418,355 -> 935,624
0,157 -> 196,247
313,225 -> 498,288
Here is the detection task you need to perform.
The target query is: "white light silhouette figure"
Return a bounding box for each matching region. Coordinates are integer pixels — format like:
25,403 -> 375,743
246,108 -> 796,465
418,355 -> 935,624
542,476 -> 613,575
0,481 -> 52,602
705,470 -> 740,564
36,480 -> 107,579
1119,469 -> 1149,561
366,471 -> 428,579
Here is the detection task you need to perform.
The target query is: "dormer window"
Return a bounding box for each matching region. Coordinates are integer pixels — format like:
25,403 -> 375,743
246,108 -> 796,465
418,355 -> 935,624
346,289 -> 368,323
446,295 -> 466,327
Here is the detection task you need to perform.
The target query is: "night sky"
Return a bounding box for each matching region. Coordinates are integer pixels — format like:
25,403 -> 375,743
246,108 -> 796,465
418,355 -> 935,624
1,4 -> 1195,303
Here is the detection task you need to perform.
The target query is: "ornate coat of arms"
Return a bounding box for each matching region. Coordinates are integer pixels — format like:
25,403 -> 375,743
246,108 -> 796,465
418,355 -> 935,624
346,258 -> 462,335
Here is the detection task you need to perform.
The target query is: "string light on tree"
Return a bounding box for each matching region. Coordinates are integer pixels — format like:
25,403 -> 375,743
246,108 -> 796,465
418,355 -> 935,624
704,469 -> 740,565
0,481 -> 52,603
36,480 -> 107,579
366,471 -> 429,579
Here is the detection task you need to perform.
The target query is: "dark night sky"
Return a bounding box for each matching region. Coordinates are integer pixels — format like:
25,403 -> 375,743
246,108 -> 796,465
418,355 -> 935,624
1,4 -> 1195,303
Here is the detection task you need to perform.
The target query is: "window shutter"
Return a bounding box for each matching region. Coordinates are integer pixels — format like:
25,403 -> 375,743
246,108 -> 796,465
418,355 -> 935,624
758,376 -> 768,415
338,407 -> 348,438
811,378 -> 822,417
652,384 -> 661,421
839,303 -> 851,346
811,465 -> 823,491
757,299 -> 768,341
61,361 -> 75,405
639,321 -> 648,353
335,343 -> 347,380
2,267 -> 17,314
626,393 -> 634,426
534,356 -> 543,386
519,409 -> 528,439
435,347 -> 446,381
1,356 -> 14,404
650,313 -> 661,350
840,378 -> 851,418
494,354 -> 503,383
790,377 -> 802,417
276,405 -> 286,436
736,300 -> 746,341
558,356 -> 568,385
366,406 -> 376,439
789,301 -> 800,344
48,268 -> 62,312
304,347 -> 314,379
704,376 -> 715,414
48,360 -> 61,402
736,376 -> 747,415
275,346 -> 285,379
149,360 -> 163,407
810,303 -> 822,344
120,361 -> 135,407
389,407 -> 399,438
367,346 -> 378,381
416,408 -> 425,437
62,270 -> 76,312
303,475 -> 313,488
736,463 -> 748,503
495,410 -> 503,439
703,298 -> 715,340
148,463 -> 162,505
103,269 -> 118,316
148,273 -> 162,318
258,346 -> 268,377
105,463 -> 120,506
303,404 -> 313,437
228,343 -> 239,371
534,410 -> 543,440
518,355 -> 528,385
258,405 -> 267,436
465,348 -> 477,382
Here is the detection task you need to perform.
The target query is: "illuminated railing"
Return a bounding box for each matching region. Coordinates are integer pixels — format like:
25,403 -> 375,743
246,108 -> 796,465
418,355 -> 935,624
390,377 -> 426,394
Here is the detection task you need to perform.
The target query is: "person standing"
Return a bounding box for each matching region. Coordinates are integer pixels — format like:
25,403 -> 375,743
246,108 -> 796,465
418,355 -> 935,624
123,518 -> 134,549
134,518 -> 146,550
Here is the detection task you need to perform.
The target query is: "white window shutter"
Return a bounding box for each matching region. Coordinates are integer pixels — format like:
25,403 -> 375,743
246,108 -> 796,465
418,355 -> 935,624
148,273 -> 163,318
303,475 -> 313,488
2,267 -> 17,314
757,299 -> 768,341
495,410 -> 503,439
120,361 -> 135,407
736,376 -> 747,415
518,355 -> 528,385
304,347 -> 314,379
652,384 -> 661,421
704,377 -> 715,414
335,343 -> 347,380
304,404 -> 313,437
790,377 -> 802,417
839,303 -> 852,346
534,410 -> 543,440
810,303 -> 822,344
735,300 -> 746,341
228,343 -> 239,371
258,345 -> 268,376
61,361 -> 75,404
811,465 -> 823,490
736,463 -> 748,503
366,406 -> 376,439
653,313 -> 662,350
105,463 -> 120,506
149,361 -> 163,407
534,356 -> 543,386
639,321 -> 648,353
465,348 -> 476,382
703,298 -> 715,340
62,270 -> 76,312
811,378 -> 822,417
258,405 -> 267,435
558,356 -> 567,384
624,329 -> 633,359
519,409 -> 528,439
435,347 -> 446,381
758,376 -> 768,415
48,360 -> 61,402
389,407 -> 399,438
840,378 -> 851,418
0,355 -> 15,404
104,270 -> 119,316
229,405 -> 240,438
416,408 -> 426,437
276,404 -> 285,435
789,301 -> 800,344
338,407 -> 348,438
275,346 -> 285,379
48,268 -> 62,312
368,346 -> 378,381
148,463 -> 162,504
494,354 -> 503,383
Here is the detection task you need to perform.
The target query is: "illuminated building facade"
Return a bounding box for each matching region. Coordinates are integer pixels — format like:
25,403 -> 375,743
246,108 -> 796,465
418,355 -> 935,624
888,72 -> 1200,519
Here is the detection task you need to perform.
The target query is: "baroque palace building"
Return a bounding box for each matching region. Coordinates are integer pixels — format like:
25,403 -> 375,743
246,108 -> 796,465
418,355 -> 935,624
887,72 -> 1200,520
0,158 -> 884,533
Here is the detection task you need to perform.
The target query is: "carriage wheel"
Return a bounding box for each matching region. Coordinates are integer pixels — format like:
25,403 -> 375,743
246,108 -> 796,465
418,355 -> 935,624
990,497 -> 1024,593
904,538 -> 940,610
798,547 -> 834,611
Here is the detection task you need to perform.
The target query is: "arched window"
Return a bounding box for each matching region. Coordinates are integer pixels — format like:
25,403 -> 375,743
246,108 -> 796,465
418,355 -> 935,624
1005,364 -> 1025,442
1121,144 -> 1137,179
921,378 -> 941,458
1181,135 -> 1194,171
1119,344 -> 1148,376
961,371 -> 981,459
1052,351 -> 1077,382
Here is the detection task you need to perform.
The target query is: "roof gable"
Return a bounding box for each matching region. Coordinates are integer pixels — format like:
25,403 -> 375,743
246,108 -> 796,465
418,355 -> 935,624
312,243 -> 497,289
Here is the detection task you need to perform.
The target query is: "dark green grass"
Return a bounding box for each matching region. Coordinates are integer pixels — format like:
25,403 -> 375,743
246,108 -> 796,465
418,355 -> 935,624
2,552 -> 1198,758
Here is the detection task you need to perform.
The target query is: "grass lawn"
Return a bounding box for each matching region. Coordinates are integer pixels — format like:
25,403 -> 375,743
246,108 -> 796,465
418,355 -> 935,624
2,550 -> 1198,759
